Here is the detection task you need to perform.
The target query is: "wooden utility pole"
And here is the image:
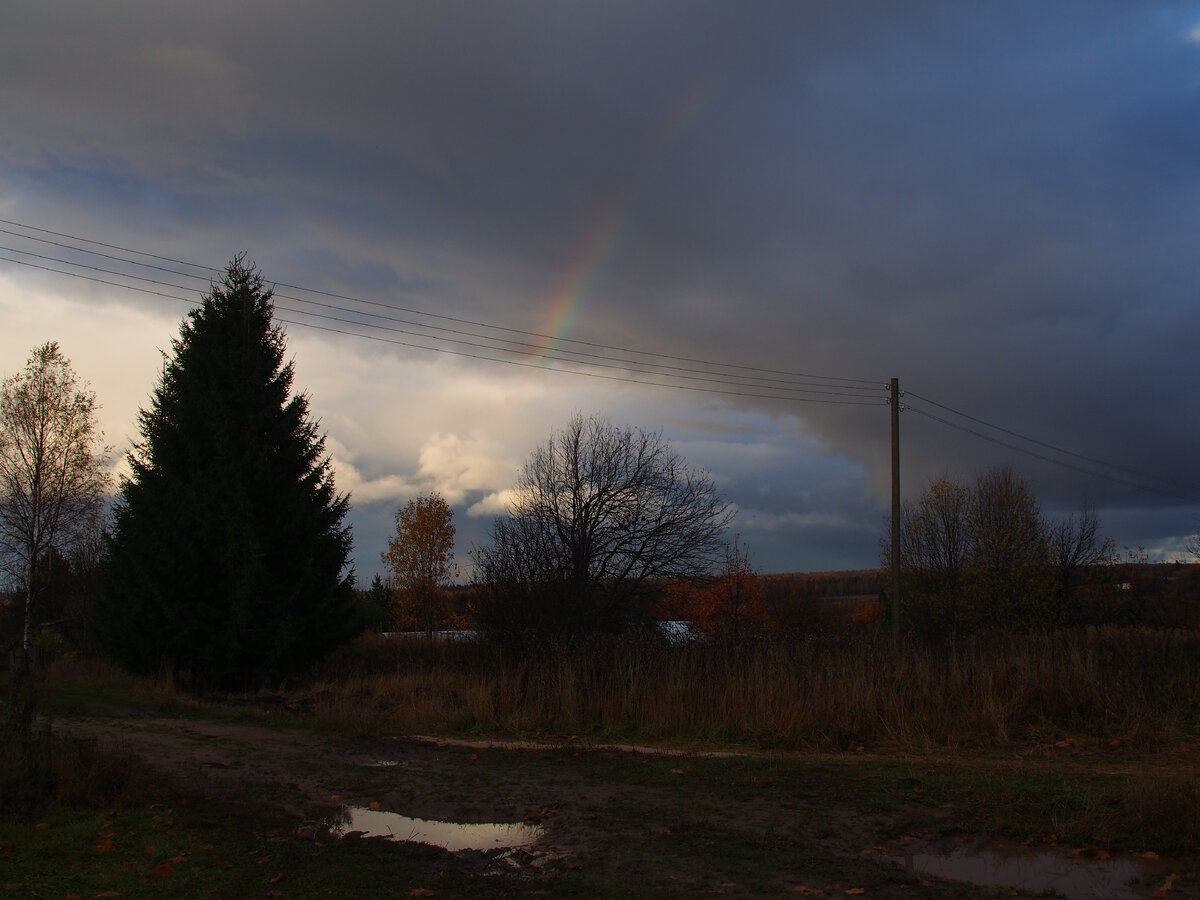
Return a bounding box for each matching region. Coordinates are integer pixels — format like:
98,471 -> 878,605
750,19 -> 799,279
889,377 -> 901,651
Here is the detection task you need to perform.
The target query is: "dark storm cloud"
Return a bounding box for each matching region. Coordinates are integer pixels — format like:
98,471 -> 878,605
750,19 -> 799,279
3,0 -> 1199,569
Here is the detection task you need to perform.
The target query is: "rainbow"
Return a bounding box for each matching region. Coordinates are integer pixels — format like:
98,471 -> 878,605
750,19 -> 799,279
535,79 -> 715,361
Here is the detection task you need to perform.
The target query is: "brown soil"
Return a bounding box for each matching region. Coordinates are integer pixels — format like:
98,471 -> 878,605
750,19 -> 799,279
51,713 -> 1192,898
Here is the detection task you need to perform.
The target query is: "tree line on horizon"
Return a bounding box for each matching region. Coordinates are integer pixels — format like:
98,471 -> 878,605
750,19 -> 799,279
3,256 -> 1198,688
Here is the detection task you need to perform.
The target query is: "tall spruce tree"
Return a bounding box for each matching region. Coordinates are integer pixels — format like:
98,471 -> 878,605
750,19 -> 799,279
98,256 -> 356,689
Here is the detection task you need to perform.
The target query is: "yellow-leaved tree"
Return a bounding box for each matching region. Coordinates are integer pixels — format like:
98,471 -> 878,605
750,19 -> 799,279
382,492 -> 457,637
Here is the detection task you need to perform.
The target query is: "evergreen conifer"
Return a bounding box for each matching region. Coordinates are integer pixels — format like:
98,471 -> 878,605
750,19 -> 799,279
98,256 -> 356,688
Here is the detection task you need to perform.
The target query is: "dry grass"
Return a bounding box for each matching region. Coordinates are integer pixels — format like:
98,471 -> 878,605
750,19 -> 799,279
0,678 -> 147,814
304,627 -> 1200,750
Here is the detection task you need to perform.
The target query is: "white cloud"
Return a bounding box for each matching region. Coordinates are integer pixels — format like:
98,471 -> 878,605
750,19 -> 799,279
0,276 -> 183,454
324,436 -> 417,505
467,489 -> 519,518
416,432 -> 519,505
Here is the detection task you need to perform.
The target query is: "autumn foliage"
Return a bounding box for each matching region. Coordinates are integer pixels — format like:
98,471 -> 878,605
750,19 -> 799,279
382,492 -> 458,636
659,540 -> 772,637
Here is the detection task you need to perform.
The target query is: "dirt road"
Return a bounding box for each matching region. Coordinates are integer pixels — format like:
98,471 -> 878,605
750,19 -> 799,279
51,712 -> 1184,898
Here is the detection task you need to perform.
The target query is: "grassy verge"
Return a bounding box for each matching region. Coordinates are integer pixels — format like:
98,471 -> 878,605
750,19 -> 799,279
298,627 -> 1200,750
29,628 -> 1200,752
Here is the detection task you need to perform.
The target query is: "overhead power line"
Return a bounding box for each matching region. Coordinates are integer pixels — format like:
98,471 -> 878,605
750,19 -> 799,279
8,217 -> 1190,505
904,393 -> 1200,501
0,220 -> 886,406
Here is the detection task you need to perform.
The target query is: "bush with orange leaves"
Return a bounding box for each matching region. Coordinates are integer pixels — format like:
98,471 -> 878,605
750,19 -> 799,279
851,595 -> 881,628
659,539 -> 773,638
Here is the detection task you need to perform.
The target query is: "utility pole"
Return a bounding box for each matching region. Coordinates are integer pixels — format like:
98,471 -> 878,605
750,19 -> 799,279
889,377 -> 901,651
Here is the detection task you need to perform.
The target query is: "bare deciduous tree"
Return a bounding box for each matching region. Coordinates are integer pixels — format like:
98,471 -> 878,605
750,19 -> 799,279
891,477 -> 973,633
0,342 -> 109,655
473,413 -> 732,634
886,466 -> 1104,636
1048,500 -> 1113,610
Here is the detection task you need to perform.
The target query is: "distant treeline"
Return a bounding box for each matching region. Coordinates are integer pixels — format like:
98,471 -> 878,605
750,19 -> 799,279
762,570 -> 883,601
354,563 -> 1200,637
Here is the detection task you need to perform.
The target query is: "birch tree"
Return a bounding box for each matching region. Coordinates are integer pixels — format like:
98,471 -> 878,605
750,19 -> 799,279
0,342 -> 109,654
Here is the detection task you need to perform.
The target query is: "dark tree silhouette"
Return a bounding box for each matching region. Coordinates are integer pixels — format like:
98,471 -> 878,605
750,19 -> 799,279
98,256 -> 356,689
472,413 -> 732,635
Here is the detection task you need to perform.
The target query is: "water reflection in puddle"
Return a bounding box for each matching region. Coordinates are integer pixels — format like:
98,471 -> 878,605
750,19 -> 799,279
895,846 -> 1165,900
331,807 -> 545,852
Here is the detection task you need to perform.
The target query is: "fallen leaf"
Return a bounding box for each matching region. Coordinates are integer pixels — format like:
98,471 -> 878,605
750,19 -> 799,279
369,801 -> 381,810
96,839 -> 114,853
152,864 -> 174,879
330,795 -> 343,803
409,890 -> 435,897
170,855 -> 187,865
846,890 -> 866,896
1143,851 -> 1160,859
34,822 -> 50,831
1095,849 -> 1111,861
94,893 -> 121,898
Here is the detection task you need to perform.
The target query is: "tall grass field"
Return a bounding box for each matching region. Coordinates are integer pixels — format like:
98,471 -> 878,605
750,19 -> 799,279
298,627 -> 1200,751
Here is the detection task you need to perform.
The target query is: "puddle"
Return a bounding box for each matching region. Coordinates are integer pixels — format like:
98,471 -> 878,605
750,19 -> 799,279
329,807 -> 545,852
894,845 -> 1170,900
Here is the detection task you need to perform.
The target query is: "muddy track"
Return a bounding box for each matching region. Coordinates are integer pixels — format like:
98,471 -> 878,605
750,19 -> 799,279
52,712 -> 936,894
48,713 -> 1188,898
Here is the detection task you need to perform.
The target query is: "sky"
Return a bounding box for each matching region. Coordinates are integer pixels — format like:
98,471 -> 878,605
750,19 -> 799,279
2,1 -> 1199,582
